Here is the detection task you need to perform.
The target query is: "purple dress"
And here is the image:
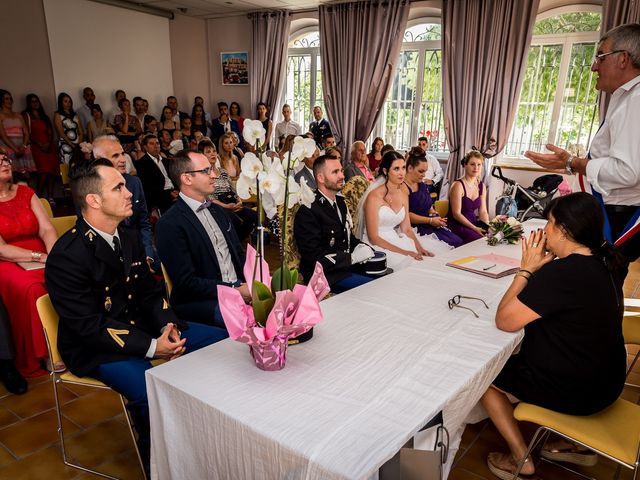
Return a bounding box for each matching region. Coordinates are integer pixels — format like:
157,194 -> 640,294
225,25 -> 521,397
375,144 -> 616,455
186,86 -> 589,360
407,182 -> 463,248
447,180 -> 485,245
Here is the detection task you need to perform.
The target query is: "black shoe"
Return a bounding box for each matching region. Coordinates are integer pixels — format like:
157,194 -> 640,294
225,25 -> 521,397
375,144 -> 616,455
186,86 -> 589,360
0,360 -> 28,395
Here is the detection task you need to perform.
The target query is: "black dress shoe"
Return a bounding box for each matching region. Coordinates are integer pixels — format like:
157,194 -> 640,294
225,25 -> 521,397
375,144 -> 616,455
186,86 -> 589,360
0,360 -> 28,395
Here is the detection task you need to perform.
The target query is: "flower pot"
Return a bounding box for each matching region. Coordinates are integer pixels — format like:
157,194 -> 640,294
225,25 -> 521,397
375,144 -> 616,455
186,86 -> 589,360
249,336 -> 288,371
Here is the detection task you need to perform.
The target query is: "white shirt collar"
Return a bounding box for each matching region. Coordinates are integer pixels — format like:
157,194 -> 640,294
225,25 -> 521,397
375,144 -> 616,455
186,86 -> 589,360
84,219 -> 120,251
617,74 -> 640,93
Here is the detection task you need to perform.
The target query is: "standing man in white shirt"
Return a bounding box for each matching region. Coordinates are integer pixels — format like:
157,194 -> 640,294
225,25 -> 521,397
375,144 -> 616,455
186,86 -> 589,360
418,136 -> 444,195
275,104 -> 302,149
526,23 -> 640,262
76,87 -> 95,131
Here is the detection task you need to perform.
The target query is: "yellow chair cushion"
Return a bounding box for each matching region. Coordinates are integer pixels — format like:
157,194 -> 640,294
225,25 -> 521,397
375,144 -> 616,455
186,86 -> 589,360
514,399 -> 640,466
39,198 -> 53,218
59,371 -> 108,387
50,215 -> 77,237
434,199 -> 449,218
277,203 -> 301,270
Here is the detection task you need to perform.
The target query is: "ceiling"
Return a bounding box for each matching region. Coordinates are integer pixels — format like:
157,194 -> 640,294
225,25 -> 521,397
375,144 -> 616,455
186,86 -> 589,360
124,0 -> 328,17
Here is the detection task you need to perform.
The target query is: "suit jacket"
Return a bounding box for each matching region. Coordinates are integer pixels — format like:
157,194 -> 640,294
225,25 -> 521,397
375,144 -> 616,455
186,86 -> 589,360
294,190 -> 362,286
309,118 -> 331,146
122,173 -> 156,261
156,197 -> 245,310
210,118 -> 242,148
134,153 -> 174,213
45,219 -> 184,378
294,166 -> 317,191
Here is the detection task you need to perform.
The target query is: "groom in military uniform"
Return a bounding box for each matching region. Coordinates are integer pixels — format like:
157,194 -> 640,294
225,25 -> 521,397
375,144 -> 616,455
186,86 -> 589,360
45,159 -> 227,472
294,155 -> 376,293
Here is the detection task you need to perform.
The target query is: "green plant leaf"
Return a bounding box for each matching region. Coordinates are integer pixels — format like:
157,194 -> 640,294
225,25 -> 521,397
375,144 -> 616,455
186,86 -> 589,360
252,281 -> 274,327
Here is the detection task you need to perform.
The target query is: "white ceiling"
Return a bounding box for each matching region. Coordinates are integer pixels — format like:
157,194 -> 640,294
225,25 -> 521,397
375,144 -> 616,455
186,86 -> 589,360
130,0 -> 329,17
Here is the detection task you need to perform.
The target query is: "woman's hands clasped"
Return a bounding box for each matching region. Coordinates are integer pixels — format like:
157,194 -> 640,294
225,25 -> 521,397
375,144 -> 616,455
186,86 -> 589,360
521,229 -> 554,274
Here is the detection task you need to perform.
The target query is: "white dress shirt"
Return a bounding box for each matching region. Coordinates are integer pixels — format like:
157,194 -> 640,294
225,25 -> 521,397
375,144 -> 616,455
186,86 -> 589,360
425,153 -> 444,184
586,75 -> 640,206
179,193 -> 238,283
275,120 -> 302,141
77,104 -> 92,130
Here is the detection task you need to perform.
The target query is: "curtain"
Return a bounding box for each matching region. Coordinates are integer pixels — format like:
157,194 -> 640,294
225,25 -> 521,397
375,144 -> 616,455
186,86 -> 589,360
441,0 -> 539,197
250,11 -> 291,122
319,0 -> 410,150
599,0 -> 640,118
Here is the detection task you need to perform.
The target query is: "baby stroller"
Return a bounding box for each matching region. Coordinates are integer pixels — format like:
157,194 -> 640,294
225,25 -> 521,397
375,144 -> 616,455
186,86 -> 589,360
492,166 -> 563,222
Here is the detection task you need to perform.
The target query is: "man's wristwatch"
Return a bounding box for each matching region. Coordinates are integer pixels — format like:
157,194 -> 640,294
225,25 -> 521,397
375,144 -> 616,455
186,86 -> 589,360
565,155 -> 575,175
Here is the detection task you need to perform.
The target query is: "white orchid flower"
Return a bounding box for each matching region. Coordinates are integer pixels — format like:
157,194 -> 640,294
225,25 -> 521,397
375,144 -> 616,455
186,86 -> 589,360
287,176 -> 302,206
260,160 -> 286,205
298,177 -> 315,208
291,136 -> 317,161
243,119 -> 266,147
236,173 -> 256,199
240,152 -> 263,179
506,216 -> 518,226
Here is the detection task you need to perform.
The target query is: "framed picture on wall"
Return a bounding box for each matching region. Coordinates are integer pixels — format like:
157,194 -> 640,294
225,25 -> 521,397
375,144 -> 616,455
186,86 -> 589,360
221,52 -> 249,85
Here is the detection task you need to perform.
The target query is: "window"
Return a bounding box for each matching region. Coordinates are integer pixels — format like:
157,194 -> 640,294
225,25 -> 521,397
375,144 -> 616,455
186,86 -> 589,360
505,10 -> 601,159
375,22 -> 446,152
284,29 -> 323,130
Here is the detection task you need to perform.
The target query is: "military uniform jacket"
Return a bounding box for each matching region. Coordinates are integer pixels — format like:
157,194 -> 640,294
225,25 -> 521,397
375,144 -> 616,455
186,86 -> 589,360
45,219 -> 184,378
294,190 -> 362,286
309,118 -> 332,147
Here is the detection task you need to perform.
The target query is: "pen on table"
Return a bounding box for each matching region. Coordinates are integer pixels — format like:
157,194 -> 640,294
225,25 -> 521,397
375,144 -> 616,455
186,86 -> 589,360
483,264 -> 496,271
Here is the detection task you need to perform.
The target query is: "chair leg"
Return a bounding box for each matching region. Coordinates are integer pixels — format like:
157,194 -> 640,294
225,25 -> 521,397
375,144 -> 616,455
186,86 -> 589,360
513,427 -> 549,479
626,350 -> 640,388
120,395 -> 148,480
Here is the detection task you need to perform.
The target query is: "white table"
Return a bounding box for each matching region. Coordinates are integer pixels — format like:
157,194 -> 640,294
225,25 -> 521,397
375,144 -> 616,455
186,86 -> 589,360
147,220 -> 545,480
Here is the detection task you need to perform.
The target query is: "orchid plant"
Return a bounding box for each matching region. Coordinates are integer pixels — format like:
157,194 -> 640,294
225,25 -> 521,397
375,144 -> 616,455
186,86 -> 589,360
235,119 -> 317,326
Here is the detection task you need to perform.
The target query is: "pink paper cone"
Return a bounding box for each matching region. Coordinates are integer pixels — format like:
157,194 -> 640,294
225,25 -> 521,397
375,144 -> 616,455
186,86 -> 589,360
249,336 -> 288,371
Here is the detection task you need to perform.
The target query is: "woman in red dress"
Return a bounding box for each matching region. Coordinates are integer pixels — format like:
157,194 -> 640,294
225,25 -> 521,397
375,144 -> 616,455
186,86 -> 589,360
22,94 -> 59,203
0,151 -> 58,377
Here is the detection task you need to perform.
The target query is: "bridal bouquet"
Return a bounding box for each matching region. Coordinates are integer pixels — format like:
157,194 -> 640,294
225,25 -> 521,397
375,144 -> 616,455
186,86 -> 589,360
217,119 -> 329,370
486,215 -> 523,246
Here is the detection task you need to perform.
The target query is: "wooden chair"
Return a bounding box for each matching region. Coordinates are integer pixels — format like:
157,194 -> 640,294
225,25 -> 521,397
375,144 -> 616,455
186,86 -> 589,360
513,398 -> 640,480
434,199 -> 449,218
341,176 -> 370,236
36,294 -> 147,480
624,298 -> 640,387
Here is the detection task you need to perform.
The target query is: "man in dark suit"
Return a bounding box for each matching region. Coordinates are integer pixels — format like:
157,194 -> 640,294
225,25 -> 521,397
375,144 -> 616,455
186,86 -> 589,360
45,159 -> 227,472
156,150 -> 251,329
134,134 -> 177,214
293,145 -> 319,190
309,105 -> 332,147
92,135 -> 159,269
294,155 -> 376,293
210,102 -> 242,148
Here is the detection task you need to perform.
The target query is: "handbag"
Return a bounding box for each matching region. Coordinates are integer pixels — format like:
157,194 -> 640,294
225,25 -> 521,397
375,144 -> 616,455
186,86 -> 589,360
217,191 -> 238,204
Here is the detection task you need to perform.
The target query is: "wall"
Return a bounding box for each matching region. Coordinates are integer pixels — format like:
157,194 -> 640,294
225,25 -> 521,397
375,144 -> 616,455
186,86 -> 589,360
1,0 -> 56,114
207,15 -> 252,118
43,0 -> 173,119
169,13 -> 210,114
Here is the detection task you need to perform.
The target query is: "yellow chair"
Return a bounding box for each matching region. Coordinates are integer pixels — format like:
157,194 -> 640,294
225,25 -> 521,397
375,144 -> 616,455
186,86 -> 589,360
161,263 -> 173,298
624,298 -> 640,386
60,163 -> 71,198
36,294 -> 147,480
513,399 -> 640,479
341,176 -> 370,235
50,215 -> 77,237
434,199 -> 449,218
277,203 -> 301,270
40,198 -> 54,218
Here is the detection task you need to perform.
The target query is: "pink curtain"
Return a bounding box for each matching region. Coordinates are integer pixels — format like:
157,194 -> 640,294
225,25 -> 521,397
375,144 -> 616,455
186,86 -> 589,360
319,0 -> 410,149
249,11 -> 291,118
441,0 -> 539,195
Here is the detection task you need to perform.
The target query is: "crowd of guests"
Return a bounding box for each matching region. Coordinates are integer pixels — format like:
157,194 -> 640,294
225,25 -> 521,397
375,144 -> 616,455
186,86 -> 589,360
0,85 -> 629,480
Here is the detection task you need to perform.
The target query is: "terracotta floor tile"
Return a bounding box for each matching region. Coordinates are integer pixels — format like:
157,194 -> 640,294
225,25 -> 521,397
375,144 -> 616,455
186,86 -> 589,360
92,450 -> 145,480
0,379 -> 77,419
62,382 -> 103,397
0,409 -> 79,457
0,444 -> 80,480
62,390 -> 124,428
448,466 -> 486,479
63,419 -> 135,469
0,405 -> 20,429
0,443 -> 15,467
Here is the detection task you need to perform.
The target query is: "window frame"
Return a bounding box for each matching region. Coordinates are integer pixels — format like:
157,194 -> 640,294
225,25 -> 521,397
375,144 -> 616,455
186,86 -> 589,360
285,26 -> 322,128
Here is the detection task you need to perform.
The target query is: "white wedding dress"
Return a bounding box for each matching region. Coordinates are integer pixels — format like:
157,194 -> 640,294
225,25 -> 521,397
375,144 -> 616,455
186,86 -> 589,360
363,205 -> 452,271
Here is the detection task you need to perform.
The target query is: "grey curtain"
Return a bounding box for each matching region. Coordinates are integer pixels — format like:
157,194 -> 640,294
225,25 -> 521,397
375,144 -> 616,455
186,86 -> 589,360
599,0 -> 640,118
441,0 -> 539,196
250,11 -> 291,119
319,0 -> 410,149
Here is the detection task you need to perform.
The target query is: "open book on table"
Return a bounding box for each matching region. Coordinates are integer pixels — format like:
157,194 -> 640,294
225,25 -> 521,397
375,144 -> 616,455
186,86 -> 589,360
446,253 -> 519,279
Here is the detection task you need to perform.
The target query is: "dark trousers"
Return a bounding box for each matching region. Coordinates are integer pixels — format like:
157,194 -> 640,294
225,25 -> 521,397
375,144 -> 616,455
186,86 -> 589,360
605,205 -> 640,263
95,322 -> 227,470
332,273 -> 376,294
0,298 -> 13,361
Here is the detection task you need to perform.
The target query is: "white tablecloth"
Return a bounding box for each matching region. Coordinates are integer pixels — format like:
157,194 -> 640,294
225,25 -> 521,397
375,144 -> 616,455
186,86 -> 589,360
147,220 -> 545,480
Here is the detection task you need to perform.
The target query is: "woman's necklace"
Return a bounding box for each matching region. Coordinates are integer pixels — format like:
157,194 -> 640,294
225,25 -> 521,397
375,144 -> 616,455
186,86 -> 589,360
0,185 -> 14,200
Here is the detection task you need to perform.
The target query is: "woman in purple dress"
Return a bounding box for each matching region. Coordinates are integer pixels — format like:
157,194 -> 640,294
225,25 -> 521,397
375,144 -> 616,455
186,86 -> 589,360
404,147 -> 463,248
447,150 -> 489,244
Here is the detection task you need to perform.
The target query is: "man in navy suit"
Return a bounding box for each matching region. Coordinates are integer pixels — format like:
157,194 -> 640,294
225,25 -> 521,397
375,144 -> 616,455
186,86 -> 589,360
210,102 -> 242,148
156,150 -> 251,329
135,134 -> 177,214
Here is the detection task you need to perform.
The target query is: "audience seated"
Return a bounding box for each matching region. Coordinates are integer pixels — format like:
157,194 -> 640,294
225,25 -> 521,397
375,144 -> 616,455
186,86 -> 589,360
447,150 -> 489,244
54,92 -> 83,165
481,192 -> 626,479
322,133 -> 336,150
191,104 -> 208,137
86,104 -> 114,142
359,151 -> 454,271
22,94 -> 58,202
294,154 -> 376,293
193,96 -> 212,127
159,105 -> 178,139
229,101 -> 244,138
404,147 -> 462,248
344,141 -> 374,182
45,159 -> 227,473
143,115 -> 158,135
275,104 -> 302,147
156,150 -> 250,329
93,136 -> 159,269
114,98 -> 142,154
367,137 -> 384,174
0,89 -> 36,175
309,105 -> 332,147
418,136 -> 444,196
210,102 -> 241,148
294,145 -> 319,190
0,151 -> 57,377
132,96 -> 147,133
166,95 -> 188,125
135,133 -> 177,214
197,139 -> 257,240
180,116 -> 194,146
108,89 -> 126,126
218,132 -> 241,181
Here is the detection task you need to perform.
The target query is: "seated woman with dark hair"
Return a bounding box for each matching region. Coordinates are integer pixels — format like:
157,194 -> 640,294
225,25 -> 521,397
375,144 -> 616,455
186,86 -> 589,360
481,192 -> 627,479
404,147 -> 463,248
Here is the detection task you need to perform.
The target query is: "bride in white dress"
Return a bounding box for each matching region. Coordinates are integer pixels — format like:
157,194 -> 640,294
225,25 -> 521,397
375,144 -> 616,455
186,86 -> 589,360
356,151 -> 452,271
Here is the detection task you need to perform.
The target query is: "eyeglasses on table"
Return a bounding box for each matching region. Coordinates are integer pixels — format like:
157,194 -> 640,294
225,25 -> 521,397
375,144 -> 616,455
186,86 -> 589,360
447,295 -> 489,318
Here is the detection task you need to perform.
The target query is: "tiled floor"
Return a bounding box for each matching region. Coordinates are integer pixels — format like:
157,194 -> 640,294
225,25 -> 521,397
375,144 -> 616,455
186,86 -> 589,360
1,204 -> 638,479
